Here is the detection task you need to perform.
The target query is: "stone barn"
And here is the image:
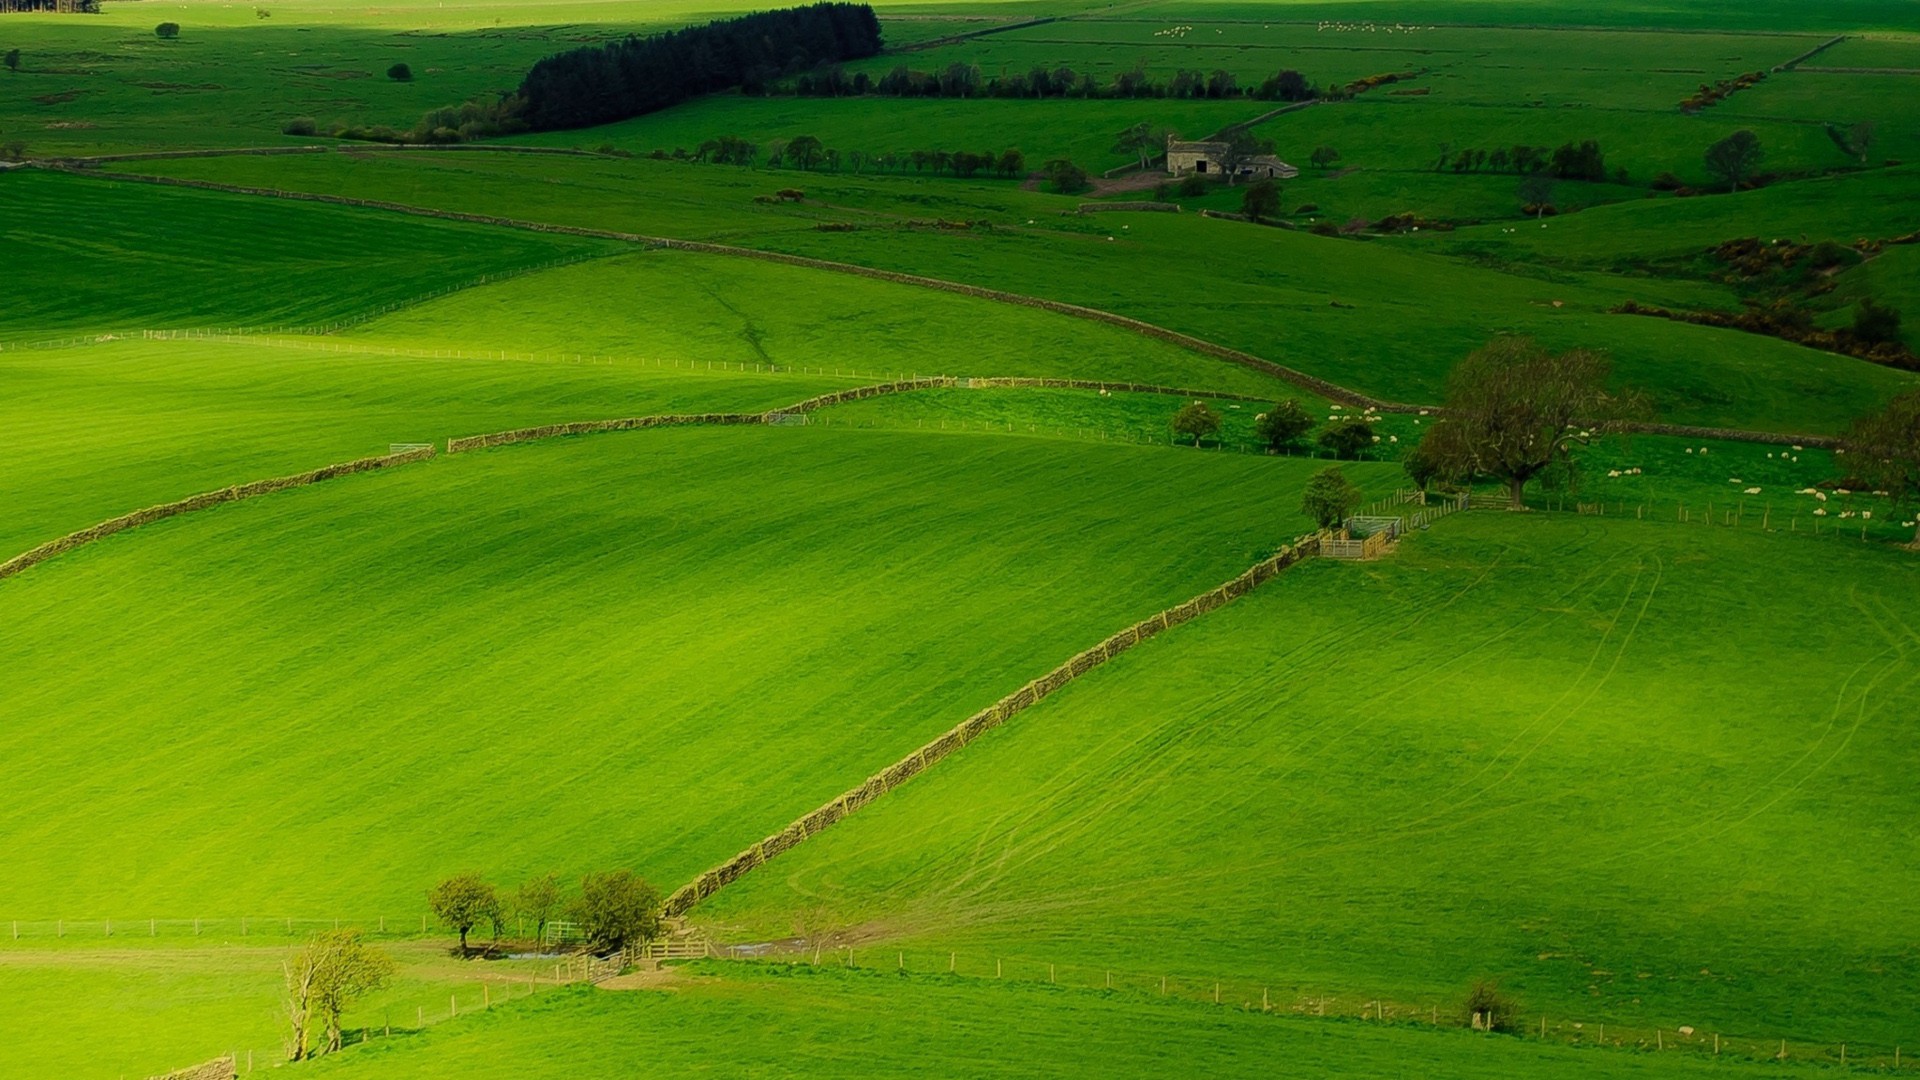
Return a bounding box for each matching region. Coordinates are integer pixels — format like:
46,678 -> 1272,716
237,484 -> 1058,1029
1165,137 -> 1298,181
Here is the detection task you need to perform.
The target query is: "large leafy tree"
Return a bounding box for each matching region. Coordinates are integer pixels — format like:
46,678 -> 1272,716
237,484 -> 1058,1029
1704,129 -> 1764,193
1845,389 -> 1920,548
428,873 -> 499,953
1420,337 -> 1643,510
572,870 -> 662,954
1255,399 -> 1314,451
1171,402 -> 1222,447
1301,466 -> 1361,532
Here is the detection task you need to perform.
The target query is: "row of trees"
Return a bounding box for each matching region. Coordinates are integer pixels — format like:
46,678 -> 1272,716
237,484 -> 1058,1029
1170,399 -> 1377,459
517,2 -> 882,130
1434,139 -> 1613,182
685,133 -> 1027,178
428,870 -> 662,955
787,62 -> 1330,102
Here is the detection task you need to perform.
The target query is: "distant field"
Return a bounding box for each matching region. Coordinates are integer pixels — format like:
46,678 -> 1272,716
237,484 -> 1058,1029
0,336 -> 845,556
0,427 -> 1389,917
703,512 -> 1920,1048
0,168 -> 609,338
119,152 -> 1917,435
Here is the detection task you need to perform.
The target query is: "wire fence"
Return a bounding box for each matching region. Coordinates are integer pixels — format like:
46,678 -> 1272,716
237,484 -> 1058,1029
707,945 -> 1919,1072
1480,490 -> 1918,546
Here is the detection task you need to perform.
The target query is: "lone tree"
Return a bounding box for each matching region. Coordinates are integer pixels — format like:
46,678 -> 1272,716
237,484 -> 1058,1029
1317,418 -> 1374,460
1301,466 -> 1361,533
572,870 -> 661,954
386,62 -> 412,81
1419,336 -> 1643,510
1845,389 -> 1920,548
1703,129 -> 1764,193
1401,436 -> 1447,502
1241,177 -> 1281,222
1465,979 -> 1517,1033
1255,399 -> 1314,451
1111,121 -> 1166,170
1309,144 -> 1340,169
1041,157 -> 1090,194
4,49 -> 20,73
1171,402 -> 1222,446
1852,297 -> 1903,346
154,21 -> 180,38
428,873 -> 499,953
284,930 -> 394,1060
1517,173 -> 1554,218
512,871 -> 563,942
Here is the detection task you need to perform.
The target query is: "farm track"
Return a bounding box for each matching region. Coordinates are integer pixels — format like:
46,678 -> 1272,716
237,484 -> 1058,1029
31,158 -> 1845,451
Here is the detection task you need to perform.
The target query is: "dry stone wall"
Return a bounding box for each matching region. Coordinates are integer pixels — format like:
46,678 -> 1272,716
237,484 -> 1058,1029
146,1055 -> 235,1080
0,447 -> 434,584
661,536 -> 1321,916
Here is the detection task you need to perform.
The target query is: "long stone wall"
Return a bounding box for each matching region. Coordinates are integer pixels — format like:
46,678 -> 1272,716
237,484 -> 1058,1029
661,536 -> 1321,916
146,1055 -> 235,1080
0,447 -> 434,584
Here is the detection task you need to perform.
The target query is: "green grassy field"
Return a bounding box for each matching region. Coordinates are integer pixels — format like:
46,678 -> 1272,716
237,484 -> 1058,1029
114,151 -> 1919,434
285,964 -> 1858,1079
6,0 -> 1920,1076
701,513 -> 1920,1050
0,427 -> 1389,918
0,167 -> 611,338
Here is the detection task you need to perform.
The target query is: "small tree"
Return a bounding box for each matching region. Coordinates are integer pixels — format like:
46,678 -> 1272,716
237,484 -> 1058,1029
1241,177 -> 1281,222
1213,129 -> 1273,185
1309,144 -> 1339,169
1318,419 -> 1375,460
1171,402 -> 1222,446
1041,157 -> 1090,194
282,116 -> 317,136
1846,389 -> 1920,548
1255,399 -> 1314,451
1420,336 -> 1643,510
786,134 -> 825,170
1852,297 -> 1903,346
285,930 -> 394,1059
4,49 -> 20,73
1517,173 -> 1554,218
1301,466 -> 1361,533
386,62 -> 412,82
1401,436 -> 1447,502
512,871 -> 563,942
154,22 -> 180,38
1704,129 -> 1763,193
1111,121 -> 1165,171
1465,979 -> 1517,1033
428,873 -> 499,953
572,870 -> 661,954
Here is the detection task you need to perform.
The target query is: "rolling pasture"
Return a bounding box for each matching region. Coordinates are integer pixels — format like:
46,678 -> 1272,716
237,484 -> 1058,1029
114,151 -> 1918,434
0,427 -> 1380,918
289,965 -> 1855,1080
3,0 -> 1919,1075
702,513 -> 1920,1051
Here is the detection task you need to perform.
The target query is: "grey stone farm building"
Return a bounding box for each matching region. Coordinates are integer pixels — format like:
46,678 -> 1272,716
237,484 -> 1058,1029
1165,137 -> 1298,180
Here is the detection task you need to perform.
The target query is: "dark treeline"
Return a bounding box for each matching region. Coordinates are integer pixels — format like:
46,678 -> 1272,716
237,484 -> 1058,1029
683,133 -> 1026,178
791,63 -> 1347,102
518,2 -> 883,131
1434,139 -> 1617,182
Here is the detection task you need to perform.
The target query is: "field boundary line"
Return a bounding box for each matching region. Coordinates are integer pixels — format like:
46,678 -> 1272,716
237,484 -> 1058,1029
661,534 -> 1323,916
0,446 -> 435,585
38,164 -> 1855,451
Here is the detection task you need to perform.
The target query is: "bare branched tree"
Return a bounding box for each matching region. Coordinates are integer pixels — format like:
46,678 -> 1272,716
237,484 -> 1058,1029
286,930 -> 394,1059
